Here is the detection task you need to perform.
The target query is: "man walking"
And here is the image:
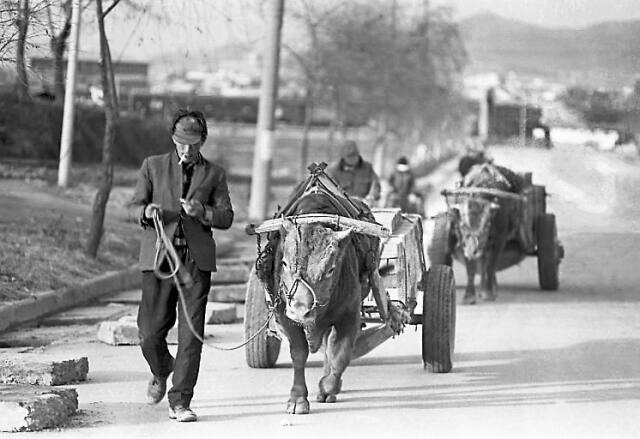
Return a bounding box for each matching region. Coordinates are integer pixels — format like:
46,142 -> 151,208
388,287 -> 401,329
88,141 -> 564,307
127,109 -> 234,422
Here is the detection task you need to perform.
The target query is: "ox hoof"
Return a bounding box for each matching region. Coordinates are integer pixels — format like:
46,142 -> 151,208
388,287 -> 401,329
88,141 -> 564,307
462,294 -> 476,305
286,397 -> 310,414
317,392 -> 337,403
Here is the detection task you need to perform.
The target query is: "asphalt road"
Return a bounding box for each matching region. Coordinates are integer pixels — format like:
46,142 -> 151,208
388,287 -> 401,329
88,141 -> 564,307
9,144 -> 640,439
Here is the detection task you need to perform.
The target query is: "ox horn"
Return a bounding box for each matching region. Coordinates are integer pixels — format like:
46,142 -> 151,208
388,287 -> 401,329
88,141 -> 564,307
245,214 -> 390,238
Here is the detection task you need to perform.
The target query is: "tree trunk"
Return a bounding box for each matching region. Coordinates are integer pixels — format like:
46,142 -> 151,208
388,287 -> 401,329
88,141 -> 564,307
16,0 -> 30,102
51,16 -> 71,102
85,0 -> 118,258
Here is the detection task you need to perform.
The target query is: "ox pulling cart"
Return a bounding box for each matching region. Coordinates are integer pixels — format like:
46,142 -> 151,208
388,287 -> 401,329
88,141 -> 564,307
428,172 -> 565,291
244,163 -> 457,373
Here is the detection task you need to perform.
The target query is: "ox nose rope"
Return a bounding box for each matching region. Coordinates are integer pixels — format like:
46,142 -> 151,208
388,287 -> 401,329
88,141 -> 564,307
151,211 -> 273,351
281,275 -> 320,309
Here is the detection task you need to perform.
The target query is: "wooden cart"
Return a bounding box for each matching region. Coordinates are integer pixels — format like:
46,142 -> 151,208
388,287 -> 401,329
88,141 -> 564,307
243,180 -> 456,372
428,174 -> 565,290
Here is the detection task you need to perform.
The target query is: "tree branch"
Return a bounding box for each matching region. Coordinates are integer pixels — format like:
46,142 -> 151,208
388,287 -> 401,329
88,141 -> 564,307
102,0 -> 122,18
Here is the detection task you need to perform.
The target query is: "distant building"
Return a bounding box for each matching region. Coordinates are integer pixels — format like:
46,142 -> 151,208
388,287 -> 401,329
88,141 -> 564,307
29,57 -> 149,97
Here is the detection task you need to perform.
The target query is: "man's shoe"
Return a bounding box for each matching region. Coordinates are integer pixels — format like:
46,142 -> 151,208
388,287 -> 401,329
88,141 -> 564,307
146,375 -> 168,405
168,405 -> 198,422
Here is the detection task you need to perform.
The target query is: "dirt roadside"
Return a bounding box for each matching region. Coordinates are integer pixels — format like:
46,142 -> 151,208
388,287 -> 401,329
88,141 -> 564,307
0,164 -> 247,328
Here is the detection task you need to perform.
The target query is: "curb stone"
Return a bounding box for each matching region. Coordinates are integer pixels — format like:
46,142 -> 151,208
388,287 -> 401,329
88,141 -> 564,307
0,267 -> 141,334
0,384 -> 78,432
0,236 -> 240,334
0,354 -> 89,386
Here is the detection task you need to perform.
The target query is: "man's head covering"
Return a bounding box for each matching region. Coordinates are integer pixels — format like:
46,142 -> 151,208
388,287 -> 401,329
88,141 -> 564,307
340,140 -> 360,160
172,111 -> 207,144
397,156 -> 409,165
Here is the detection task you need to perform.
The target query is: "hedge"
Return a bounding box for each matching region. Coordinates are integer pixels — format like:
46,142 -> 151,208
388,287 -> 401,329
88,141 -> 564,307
0,93 -> 171,167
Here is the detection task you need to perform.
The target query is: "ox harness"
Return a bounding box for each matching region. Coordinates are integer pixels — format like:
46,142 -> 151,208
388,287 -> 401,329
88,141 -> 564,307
253,162 -> 381,312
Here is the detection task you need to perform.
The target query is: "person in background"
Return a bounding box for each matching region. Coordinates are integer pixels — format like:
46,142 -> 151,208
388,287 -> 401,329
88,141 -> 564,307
388,156 -> 414,200
127,109 -> 234,423
386,156 -> 424,214
326,140 -> 380,206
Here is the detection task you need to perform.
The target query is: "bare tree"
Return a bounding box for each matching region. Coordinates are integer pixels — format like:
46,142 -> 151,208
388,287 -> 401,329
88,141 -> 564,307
45,0 -> 72,101
1,0 -> 55,96
15,0 -> 30,101
284,0 -> 344,175
301,1 -> 466,156
0,2 -> 19,63
85,0 -> 121,258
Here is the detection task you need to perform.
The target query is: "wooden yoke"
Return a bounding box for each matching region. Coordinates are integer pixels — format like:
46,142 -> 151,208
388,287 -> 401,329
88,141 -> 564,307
442,187 -> 525,202
246,214 -> 390,238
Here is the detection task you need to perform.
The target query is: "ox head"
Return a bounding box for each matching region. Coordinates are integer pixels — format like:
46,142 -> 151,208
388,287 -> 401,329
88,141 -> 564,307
278,219 -> 353,325
450,197 -> 500,260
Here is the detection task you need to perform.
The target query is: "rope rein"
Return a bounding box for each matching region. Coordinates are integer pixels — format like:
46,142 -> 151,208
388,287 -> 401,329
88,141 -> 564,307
152,211 -> 273,351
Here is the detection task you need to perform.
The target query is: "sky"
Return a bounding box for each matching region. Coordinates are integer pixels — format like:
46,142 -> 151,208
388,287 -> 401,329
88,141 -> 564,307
66,0 -> 640,66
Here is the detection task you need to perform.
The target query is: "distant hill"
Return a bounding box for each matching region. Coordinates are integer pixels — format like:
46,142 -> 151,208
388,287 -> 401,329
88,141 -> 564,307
460,12 -> 640,88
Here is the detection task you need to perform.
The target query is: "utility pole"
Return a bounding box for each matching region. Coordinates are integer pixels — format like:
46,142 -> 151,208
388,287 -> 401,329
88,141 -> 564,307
57,0 -> 81,187
520,95 -> 527,148
248,0 -> 284,220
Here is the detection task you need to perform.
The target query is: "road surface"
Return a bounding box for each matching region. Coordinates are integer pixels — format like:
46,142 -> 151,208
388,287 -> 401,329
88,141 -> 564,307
6,144 -> 640,439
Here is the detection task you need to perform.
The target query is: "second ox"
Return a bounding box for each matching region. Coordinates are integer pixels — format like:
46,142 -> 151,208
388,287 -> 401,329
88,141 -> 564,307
437,163 -> 525,304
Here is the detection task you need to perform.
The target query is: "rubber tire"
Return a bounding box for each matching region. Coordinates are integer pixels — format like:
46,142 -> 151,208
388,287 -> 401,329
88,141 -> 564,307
422,265 -> 456,373
536,213 -> 560,291
244,267 -> 281,368
427,213 -> 453,266
531,185 -> 547,218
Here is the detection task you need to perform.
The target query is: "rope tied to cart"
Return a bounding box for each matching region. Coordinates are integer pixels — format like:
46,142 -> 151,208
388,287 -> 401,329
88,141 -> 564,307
151,211 -> 274,351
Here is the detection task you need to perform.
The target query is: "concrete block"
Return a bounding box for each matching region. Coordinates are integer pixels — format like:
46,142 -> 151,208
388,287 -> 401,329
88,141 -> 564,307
235,303 -> 245,321
211,265 -> 250,284
0,354 -> 88,386
208,284 -> 246,303
205,302 -> 238,324
217,257 -> 254,267
0,384 -> 78,432
96,315 -> 178,346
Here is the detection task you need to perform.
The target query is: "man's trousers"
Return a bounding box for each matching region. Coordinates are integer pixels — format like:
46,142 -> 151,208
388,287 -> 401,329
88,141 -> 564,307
137,250 -> 210,408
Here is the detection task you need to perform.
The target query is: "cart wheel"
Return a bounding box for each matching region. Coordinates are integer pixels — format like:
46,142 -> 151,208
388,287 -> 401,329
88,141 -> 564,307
536,213 -> 560,291
427,213 -> 452,266
422,265 -> 456,373
245,267 -> 281,368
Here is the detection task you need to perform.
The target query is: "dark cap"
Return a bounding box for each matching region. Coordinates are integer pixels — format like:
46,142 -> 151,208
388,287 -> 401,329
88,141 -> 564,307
397,156 -> 409,165
340,140 -> 359,159
172,116 -> 205,145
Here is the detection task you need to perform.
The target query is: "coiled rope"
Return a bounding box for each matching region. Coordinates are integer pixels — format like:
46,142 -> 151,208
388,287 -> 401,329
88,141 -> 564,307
151,210 -> 273,351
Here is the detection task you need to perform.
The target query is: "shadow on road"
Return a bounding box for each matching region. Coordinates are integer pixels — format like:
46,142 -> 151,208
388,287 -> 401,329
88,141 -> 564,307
337,338 -> 640,411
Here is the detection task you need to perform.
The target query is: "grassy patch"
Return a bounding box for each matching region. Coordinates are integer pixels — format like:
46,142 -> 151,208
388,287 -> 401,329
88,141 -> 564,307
0,214 -> 139,302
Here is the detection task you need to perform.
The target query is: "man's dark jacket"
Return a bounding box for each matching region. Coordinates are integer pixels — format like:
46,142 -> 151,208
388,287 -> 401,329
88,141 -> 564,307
325,158 -> 381,200
127,152 -> 234,272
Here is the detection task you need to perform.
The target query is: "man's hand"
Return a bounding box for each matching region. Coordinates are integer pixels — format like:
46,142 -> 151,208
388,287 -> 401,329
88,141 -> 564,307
181,198 -> 204,219
144,203 -> 162,220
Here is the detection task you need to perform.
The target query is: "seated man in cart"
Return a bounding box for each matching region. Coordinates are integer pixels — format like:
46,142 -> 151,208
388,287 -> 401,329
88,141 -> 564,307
326,140 -> 381,207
